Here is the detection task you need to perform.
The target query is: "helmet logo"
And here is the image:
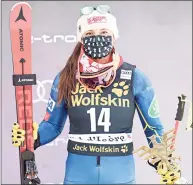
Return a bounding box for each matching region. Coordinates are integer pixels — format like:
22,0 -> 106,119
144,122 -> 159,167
87,16 -> 107,25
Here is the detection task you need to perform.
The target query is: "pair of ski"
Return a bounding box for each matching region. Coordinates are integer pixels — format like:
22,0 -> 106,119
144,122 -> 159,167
10,2 -> 40,185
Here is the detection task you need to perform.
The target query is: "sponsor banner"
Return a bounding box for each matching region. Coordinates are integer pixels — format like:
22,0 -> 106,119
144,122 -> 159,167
68,140 -> 133,156
68,133 -> 132,145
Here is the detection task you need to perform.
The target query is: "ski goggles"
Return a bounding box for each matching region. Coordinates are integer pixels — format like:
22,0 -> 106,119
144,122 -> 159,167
76,53 -> 120,90
80,5 -> 111,16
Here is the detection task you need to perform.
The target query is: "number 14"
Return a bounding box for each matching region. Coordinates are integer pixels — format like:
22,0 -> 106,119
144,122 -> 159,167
87,108 -> 111,132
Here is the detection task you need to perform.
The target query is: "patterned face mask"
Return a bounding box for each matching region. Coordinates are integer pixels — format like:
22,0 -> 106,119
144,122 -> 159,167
83,35 -> 113,59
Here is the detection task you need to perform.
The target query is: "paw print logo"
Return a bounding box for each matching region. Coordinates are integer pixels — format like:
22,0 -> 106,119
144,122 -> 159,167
112,81 -> 129,97
121,145 -> 128,153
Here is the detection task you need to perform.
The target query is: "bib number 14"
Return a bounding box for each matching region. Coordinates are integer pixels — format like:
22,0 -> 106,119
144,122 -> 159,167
87,108 -> 111,132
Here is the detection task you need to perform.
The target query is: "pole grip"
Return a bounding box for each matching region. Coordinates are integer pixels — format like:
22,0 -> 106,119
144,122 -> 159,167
175,94 -> 186,121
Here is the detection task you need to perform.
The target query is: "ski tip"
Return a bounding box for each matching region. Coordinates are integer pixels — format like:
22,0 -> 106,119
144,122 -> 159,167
11,2 -> 32,11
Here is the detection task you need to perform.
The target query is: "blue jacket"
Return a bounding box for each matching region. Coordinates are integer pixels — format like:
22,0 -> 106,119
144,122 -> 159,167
37,66 -> 164,148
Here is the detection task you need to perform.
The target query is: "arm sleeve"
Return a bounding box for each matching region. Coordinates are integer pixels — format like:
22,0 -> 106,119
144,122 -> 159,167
133,68 -> 164,147
37,73 -> 68,146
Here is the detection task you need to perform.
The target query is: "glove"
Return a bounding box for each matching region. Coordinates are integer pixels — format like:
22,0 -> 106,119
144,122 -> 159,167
158,161 -> 181,184
148,159 -> 182,184
12,122 -> 39,147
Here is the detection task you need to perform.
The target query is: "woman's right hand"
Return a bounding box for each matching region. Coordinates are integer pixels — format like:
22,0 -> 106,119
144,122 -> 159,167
12,122 -> 39,147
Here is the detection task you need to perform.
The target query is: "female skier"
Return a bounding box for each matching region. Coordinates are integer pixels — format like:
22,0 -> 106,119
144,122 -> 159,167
12,5 -> 179,184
